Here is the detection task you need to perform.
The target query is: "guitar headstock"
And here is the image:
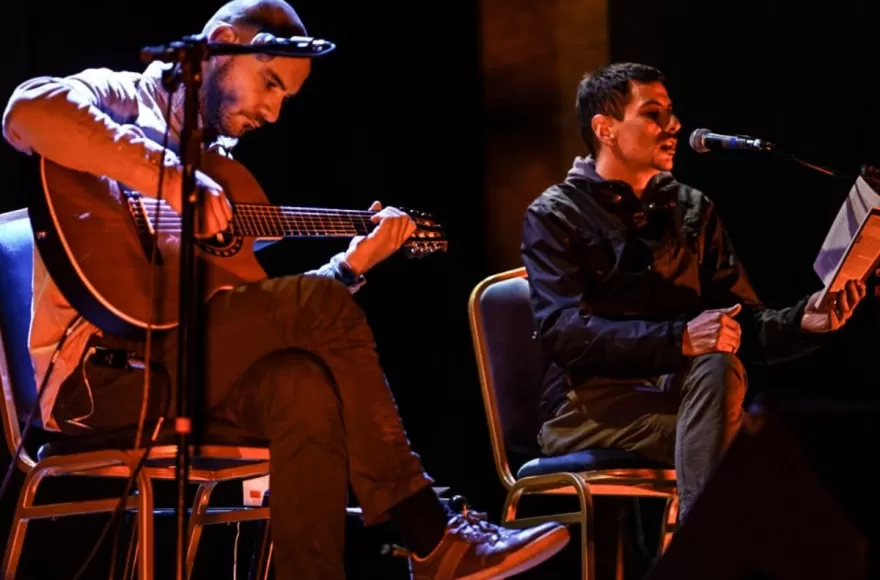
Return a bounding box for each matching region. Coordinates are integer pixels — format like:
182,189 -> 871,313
401,207 -> 448,259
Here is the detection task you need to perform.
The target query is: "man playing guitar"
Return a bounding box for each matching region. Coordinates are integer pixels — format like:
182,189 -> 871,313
1,1 -> 570,578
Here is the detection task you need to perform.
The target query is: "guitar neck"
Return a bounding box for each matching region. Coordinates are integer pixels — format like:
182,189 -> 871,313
229,203 -> 374,238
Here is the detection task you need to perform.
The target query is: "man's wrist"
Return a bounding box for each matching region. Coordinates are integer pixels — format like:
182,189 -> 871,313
337,255 -> 365,284
341,250 -> 366,277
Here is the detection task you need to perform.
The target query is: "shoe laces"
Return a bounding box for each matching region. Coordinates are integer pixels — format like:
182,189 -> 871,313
449,508 -> 502,544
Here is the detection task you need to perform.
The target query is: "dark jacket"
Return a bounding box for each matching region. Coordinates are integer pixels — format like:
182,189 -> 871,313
521,157 -> 821,422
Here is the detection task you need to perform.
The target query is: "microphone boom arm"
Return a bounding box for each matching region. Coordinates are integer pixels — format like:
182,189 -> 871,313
689,127 -> 853,179
140,33 -> 336,64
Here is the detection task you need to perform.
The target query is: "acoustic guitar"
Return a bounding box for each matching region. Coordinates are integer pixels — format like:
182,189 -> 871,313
29,153 -> 447,339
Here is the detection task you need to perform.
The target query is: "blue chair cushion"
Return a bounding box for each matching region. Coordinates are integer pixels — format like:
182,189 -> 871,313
517,449 -> 672,478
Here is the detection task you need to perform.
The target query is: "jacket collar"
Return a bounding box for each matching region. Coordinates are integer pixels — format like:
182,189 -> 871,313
565,156 -> 679,213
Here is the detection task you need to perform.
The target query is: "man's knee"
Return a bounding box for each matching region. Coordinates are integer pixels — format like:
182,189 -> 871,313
302,275 -> 358,309
687,352 -> 747,403
694,352 -> 746,374
265,274 -> 360,316
295,275 -> 370,332
263,274 -> 370,344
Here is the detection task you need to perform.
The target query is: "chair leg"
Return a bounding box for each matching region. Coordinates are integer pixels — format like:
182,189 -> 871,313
2,464 -> 50,578
111,512 -> 138,580
121,515 -> 139,580
185,483 -> 218,580
657,491 -> 678,557
502,475 -> 595,580
250,537 -> 274,580
578,492 -> 595,580
614,503 -> 625,580
501,487 -> 526,524
248,520 -> 273,580
135,470 -> 155,580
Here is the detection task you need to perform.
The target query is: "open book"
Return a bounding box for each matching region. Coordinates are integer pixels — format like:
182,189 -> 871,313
813,177 -> 880,308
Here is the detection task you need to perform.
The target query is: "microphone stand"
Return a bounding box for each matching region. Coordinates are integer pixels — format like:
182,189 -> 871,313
140,33 -> 335,580
770,148 -> 852,180
767,149 -> 880,309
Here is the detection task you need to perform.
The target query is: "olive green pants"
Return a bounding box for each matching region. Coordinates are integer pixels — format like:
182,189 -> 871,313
539,353 -> 747,521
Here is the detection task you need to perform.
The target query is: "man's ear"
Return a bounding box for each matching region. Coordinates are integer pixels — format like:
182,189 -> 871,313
591,113 -> 617,148
205,21 -> 238,43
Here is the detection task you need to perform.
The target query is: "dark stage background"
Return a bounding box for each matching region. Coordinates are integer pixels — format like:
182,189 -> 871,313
0,1 -> 878,578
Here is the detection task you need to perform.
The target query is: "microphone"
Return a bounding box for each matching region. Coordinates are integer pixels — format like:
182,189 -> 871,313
141,34 -> 336,64
689,128 -> 775,154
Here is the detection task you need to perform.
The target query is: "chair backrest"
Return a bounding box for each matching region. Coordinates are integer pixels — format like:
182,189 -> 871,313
468,267 -> 545,489
0,209 -> 39,465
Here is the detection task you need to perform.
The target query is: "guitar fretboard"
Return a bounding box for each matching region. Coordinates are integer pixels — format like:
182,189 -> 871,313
229,203 -> 375,238
133,198 -> 377,239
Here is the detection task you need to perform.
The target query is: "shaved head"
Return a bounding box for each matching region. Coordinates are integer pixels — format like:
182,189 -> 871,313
198,0 -> 312,138
203,0 -> 307,40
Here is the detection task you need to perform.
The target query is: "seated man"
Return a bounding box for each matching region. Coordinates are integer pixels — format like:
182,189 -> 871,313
520,61 -> 866,522
2,1 -> 570,578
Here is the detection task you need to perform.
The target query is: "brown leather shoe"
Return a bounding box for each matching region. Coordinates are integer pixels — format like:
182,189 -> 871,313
410,510 -> 570,579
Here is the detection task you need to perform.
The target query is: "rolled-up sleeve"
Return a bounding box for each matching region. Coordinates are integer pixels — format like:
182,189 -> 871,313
2,68 -> 180,198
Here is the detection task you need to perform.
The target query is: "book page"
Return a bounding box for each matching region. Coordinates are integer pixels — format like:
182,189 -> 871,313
813,177 -> 880,287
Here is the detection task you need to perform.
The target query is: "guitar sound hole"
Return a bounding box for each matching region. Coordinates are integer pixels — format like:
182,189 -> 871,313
197,232 -> 244,257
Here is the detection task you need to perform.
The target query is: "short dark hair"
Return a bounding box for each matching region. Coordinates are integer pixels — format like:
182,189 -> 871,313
576,62 -> 665,155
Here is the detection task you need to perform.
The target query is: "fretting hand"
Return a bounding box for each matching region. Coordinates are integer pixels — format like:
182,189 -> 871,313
343,201 -> 416,276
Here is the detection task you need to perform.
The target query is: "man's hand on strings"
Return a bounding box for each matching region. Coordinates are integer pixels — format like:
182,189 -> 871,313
165,170 -> 232,239
343,201 -> 416,276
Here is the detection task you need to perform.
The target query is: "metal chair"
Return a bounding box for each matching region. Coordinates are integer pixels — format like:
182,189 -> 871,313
467,267 -> 678,580
0,208 -> 272,579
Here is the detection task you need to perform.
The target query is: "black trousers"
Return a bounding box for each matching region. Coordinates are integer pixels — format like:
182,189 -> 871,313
538,353 -> 748,522
52,274 -> 434,579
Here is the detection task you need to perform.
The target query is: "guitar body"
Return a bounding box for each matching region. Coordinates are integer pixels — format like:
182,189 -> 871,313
30,154 -> 270,339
